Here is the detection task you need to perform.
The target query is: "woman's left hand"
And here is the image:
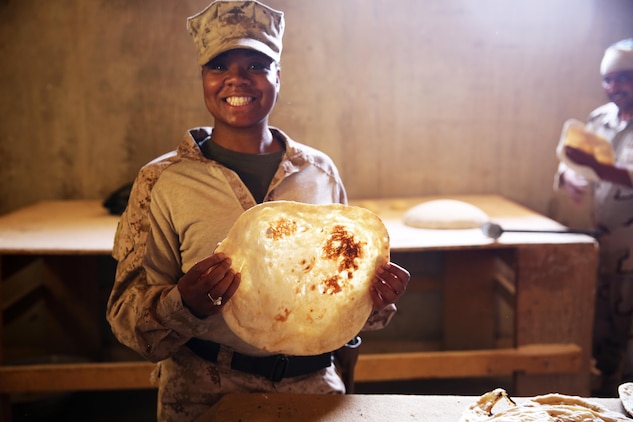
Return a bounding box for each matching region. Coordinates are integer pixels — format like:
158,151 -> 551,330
370,261 -> 410,310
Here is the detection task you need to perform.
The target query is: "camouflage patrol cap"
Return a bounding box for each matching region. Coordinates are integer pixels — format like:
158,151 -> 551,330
187,0 -> 285,66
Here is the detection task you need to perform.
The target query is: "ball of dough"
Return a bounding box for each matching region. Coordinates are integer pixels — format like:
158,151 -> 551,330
403,199 -> 489,229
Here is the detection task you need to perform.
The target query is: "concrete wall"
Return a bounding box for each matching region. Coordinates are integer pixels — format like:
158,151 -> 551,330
1,0 -> 632,227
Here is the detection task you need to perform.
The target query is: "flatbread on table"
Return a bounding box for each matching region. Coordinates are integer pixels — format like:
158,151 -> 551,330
217,201 -> 390,356
619,382 -> 633,417
460,388 -> 630,422
402,199 -> 489,229
556,118 -> 616,182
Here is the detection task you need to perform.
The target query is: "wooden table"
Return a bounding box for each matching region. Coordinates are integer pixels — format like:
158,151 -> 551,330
0,196 -> 599,404
194,393 -> 628,421
348,195 -> 598,396
0,200 -> 156,419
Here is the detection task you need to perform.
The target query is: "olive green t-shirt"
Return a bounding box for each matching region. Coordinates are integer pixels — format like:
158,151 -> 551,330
200,137 -> 284,204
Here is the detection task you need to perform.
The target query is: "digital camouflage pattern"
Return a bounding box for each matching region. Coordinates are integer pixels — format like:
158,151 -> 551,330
106,127 -> 396,421
584,103 -> 633,396
187,0 -> 284,66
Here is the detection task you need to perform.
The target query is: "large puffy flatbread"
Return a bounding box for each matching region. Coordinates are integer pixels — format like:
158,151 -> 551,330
217,201 -> 390,356
403,199 -> 489,229
460,388 -> 630,421
556,118 -> 616,182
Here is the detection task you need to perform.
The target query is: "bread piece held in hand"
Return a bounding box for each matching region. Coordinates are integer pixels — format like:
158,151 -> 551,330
216,201 -> 390,356
557,118 -> 616,182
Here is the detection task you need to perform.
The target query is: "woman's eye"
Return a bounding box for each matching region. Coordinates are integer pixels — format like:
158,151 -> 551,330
205,62 -> 227,71
248,63 -> 270,71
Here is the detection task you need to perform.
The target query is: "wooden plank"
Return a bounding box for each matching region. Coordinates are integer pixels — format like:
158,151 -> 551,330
0,362 -> 157,393
0,343 -> 580,393
354,343 -> 581,382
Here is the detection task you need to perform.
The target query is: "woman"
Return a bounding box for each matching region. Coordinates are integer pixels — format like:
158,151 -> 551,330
106,1 -> 410,420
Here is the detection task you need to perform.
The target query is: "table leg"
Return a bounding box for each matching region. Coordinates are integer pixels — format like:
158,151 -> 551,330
514,242 -> 599,396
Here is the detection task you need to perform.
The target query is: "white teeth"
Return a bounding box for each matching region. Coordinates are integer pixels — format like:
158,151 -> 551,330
226,96 -> 253,106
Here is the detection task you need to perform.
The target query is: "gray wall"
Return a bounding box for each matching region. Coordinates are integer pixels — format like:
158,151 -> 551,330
1,0 -> 632,226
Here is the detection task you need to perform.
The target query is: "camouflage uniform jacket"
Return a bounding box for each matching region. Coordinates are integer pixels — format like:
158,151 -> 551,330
106,126 -> 396,361
587,103 -> 633,275
555,103 -> 633,275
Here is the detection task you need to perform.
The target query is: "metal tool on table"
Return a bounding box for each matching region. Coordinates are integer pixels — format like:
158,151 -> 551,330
481,222 -> 602,240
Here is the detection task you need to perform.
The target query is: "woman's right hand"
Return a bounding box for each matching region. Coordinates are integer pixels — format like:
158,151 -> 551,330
177,253 -> 241,318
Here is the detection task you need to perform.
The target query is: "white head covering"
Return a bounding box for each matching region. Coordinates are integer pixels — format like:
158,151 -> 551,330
600,38 -> 633,75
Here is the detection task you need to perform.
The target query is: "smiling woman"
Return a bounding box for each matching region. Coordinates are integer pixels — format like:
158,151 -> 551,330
3,1 -> 633,419
104,1 -> 410,421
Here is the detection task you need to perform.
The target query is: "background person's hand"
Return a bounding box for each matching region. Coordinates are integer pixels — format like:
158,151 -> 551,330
564,145 -> 600,168
370,261 -> 410,310
560,166 -> 589,205
177,253 -> 241,318
564,145 -> 632,188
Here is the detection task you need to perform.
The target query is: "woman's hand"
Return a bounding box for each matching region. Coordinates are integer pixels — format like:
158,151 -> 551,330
370,261 -> 410,311
177,253 -> 241,318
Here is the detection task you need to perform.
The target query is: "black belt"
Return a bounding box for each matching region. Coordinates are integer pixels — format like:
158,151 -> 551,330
186,338 -> 332,382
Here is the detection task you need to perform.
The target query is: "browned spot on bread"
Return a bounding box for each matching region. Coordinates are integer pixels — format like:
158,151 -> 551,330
308,308 -> 325,321
322,225 -> 363,274
274,308 -> 291,322
266,217 -> 298,240
323,275 -> 343,295
299,257 -> 315,272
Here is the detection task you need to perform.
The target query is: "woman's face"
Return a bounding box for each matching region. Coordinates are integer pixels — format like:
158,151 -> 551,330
201,49 -> 280,129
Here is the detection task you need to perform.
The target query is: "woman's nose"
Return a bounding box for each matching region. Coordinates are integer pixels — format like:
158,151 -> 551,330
225,66 -> 249,85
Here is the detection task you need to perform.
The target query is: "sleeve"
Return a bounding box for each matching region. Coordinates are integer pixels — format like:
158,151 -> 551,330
361,305 -> 397,331
105,163 -> 212,362
553,161 -> 569,191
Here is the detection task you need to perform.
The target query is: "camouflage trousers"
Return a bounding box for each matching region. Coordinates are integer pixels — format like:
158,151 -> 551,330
153,346 -> 346,422
592,272 -> 633,396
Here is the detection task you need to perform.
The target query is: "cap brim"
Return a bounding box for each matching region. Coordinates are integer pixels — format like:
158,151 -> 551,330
201,38 -> 280,65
